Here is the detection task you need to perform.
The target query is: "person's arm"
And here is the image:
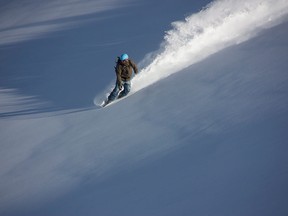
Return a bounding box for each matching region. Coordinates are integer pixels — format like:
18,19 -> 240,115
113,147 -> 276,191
129,60 -> 138,74
115,65 -> 123,89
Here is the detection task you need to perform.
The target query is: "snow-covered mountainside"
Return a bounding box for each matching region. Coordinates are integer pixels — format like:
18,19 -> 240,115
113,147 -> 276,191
1,0 -> 288,215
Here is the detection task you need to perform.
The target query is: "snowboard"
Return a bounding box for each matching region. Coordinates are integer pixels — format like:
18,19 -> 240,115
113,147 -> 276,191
100,94 -> 125,108
101,99 -> 112,107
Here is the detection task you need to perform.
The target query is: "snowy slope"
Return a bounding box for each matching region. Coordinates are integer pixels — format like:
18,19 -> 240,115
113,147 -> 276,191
1,0 -> 288,216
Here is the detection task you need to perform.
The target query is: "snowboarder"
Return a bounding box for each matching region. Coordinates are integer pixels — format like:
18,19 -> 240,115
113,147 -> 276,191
104,53 -> 138,106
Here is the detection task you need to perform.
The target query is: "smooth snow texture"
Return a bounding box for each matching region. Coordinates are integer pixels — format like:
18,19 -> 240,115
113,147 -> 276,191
2,23 -> 288,215
0,0 -> 132,45
0,0 -> 288,215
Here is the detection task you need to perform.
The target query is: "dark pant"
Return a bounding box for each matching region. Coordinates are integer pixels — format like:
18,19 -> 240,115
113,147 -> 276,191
108,80 -> 131,102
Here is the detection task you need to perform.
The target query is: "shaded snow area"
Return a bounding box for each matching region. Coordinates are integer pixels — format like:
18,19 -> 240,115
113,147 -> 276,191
1,0 -> 288,216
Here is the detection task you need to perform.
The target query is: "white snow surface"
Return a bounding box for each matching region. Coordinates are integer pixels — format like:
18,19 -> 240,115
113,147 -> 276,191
0,0 -> 132,45
1,0 -> 288,215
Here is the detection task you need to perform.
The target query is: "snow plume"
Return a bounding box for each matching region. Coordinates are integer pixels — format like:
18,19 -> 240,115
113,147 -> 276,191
0,0 -> 131,46
132,0 -> 288,93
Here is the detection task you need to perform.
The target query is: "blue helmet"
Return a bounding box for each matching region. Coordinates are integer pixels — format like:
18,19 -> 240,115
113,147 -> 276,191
120,53 -> 129,61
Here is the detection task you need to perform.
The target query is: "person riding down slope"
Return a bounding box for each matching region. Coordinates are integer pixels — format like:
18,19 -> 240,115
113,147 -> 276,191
104,53 -> 138,106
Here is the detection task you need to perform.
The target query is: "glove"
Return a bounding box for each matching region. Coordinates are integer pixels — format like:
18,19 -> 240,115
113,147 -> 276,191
117,81 -> 123,90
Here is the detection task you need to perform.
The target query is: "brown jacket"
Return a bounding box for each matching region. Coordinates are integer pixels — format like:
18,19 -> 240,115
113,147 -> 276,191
115,59 -> 138,82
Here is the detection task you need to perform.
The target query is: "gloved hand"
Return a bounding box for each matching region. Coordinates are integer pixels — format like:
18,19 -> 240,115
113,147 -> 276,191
117,81 -> 123,90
